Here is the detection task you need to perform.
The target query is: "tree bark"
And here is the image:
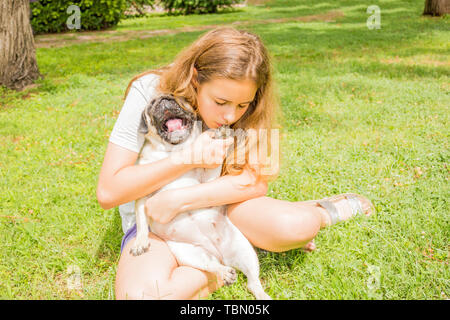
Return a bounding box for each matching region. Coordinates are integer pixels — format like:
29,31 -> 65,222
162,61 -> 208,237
0,0 -> 41,91
423,0 -> 450,16
131,1 -> 145,15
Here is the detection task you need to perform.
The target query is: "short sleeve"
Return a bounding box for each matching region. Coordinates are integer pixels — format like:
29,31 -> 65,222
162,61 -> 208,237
108,73 -> 161,233
109,73 -> 161,154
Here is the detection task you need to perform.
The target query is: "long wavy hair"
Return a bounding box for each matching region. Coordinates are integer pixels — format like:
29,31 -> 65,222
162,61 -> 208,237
124,27 -> 282,182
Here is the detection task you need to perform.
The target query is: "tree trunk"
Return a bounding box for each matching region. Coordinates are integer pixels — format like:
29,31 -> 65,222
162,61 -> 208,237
131,1 -> 145,15
0,0 -> 41,91
423,0 -> 450,16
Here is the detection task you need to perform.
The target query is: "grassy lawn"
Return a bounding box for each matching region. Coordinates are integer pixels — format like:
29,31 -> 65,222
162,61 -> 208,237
0,0 -> 448,299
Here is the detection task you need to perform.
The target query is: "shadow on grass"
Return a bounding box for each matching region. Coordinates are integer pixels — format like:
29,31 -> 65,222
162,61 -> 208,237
95,208 -> 123,263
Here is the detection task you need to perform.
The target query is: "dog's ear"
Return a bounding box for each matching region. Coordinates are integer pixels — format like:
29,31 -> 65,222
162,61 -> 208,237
139,100 -> 155,135
138,112 -> 149,135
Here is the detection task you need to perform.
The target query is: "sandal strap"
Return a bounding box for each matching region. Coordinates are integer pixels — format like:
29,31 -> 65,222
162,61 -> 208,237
317,200 -> 340,225
317,194 -> 364,225
346,194 -> 364,216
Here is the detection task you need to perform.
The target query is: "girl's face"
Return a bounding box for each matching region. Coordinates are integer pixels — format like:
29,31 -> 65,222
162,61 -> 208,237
194,72 -> 257,129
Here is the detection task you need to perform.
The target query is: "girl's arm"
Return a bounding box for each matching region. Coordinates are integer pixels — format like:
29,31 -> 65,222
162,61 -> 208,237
97,131 -> 233,210
96,142 -> 196,210
179,169 -> 268,211
144,168 -> 268,224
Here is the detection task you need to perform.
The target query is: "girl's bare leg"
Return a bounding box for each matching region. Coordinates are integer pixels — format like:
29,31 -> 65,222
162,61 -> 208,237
115,194 -> 365,299
227,195 -> 373,252
115,232 -> 223,300
227,196 -> 326,252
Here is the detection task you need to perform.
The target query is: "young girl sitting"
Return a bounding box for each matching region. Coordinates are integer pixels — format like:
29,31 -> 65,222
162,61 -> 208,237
97,26 -> 375,300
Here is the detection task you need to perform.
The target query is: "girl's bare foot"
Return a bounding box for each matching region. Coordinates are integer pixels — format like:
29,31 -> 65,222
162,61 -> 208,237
300,240 -> 316,252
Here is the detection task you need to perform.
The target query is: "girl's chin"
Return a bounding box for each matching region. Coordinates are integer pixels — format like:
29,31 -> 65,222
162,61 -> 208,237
205,121 -> 220,129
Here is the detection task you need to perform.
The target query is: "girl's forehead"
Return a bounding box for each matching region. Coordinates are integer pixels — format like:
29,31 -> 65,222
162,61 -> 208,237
204,77 -> 257,101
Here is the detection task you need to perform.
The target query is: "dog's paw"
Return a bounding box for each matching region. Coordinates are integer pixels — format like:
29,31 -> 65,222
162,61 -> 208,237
219,266 -> 237,286
255,292 -> 272,300
130,238 -> 151,256
247,282 -> 272,300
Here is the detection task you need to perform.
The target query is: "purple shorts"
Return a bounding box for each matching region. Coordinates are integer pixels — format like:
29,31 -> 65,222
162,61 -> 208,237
120,224 -> 151,254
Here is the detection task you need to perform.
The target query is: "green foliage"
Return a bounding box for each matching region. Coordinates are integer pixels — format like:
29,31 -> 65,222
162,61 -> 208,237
160,0 -> 244,15
127,0 -> 156,7
30,0 -> 128,34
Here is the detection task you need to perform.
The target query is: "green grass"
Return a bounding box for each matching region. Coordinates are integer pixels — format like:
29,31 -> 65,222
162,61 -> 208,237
1,0 -> 449,299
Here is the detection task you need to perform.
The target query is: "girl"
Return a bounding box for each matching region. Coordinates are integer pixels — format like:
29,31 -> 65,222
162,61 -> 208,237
97,27 -> 375,300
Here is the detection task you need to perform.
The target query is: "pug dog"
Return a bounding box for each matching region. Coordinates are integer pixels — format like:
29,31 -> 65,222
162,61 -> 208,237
131,94 -> 271,300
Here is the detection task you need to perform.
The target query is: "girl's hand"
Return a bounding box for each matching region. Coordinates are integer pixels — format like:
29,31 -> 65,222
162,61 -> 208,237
182,130 -> 234,169
144,190 -> 180,224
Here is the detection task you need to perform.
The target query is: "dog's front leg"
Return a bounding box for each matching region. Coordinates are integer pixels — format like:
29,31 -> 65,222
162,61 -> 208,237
130,197 -> 151,256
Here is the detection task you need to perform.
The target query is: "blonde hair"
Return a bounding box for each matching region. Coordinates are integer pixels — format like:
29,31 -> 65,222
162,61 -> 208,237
125,27 -> 282,182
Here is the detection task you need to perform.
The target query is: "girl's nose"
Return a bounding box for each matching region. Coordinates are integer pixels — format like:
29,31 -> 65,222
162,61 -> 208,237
223,109 -> 235,124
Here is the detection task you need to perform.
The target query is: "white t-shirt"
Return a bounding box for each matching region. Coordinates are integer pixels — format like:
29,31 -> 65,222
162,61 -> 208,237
109,73 -> 161,234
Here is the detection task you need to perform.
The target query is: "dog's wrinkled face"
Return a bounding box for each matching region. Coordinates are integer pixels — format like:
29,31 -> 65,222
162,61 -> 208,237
139,94 -> 196,145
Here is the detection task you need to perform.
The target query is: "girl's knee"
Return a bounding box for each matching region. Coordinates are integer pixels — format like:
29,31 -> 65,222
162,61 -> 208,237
115,266 -> 222,300
279,206 -> 322,245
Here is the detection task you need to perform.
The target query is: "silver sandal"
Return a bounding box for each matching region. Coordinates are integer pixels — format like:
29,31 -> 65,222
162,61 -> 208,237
305,193 -> 375,225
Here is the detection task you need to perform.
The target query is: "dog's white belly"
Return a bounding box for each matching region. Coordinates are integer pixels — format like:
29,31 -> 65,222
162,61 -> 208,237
150,205 -> 227,261
137,145 -> 226,259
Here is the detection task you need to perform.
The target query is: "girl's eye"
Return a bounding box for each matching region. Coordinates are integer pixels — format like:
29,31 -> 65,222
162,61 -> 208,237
215,101 -> 249,108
